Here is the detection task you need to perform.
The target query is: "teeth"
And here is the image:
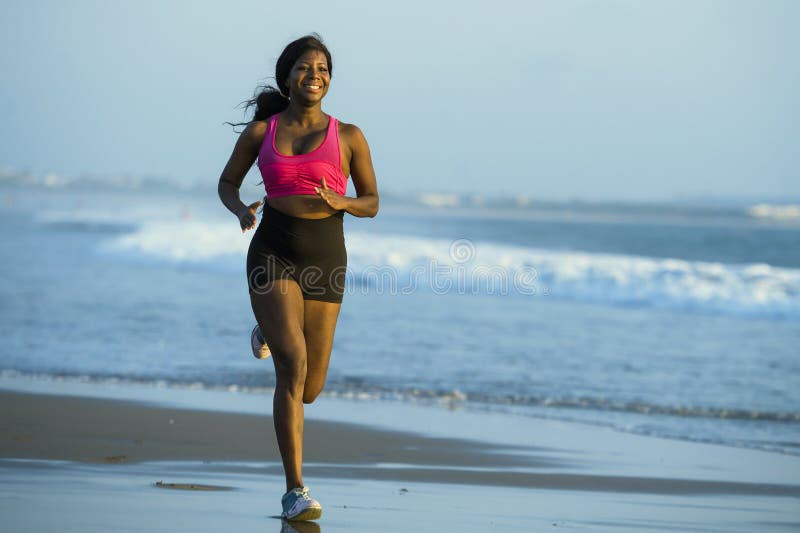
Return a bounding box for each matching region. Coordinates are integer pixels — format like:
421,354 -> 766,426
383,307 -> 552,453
305,85 -> 320,89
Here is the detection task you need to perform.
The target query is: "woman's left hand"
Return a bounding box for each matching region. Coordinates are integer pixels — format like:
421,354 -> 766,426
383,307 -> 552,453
315,177 -> 349,211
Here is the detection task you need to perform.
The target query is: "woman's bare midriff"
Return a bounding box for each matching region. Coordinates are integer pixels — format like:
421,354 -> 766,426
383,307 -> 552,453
266,195 -> 340,219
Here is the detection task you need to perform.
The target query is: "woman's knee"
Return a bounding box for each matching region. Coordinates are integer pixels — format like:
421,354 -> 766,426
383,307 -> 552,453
302,384 -> 322,404
302,356 -> 331,404
272,349 -> 308,392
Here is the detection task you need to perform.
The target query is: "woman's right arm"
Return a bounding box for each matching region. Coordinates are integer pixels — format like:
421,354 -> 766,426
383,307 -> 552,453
217,121 -> 266,232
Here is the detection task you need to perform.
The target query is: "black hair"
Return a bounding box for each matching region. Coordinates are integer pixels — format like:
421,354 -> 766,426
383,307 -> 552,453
225,33 -> 333,130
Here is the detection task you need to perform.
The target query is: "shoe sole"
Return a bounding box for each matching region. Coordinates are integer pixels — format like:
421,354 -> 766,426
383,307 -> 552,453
284,507 -> 322,521
250,326 -> 271,359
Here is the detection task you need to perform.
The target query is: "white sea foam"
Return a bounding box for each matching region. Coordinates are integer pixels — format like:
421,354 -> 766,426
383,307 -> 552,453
100,219 -> 800,319
747,203 -> 800,222
102,220 -> 249,261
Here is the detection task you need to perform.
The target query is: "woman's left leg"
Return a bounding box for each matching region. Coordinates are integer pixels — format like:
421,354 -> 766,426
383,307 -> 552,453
301,299 -> 342,404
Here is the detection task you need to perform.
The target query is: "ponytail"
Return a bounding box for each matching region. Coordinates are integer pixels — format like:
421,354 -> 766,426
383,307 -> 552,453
253,87 -> 289,121
224,84 -> 289,130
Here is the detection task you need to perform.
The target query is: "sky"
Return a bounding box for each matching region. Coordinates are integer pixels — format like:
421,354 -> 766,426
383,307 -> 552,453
1,0 -> 797,202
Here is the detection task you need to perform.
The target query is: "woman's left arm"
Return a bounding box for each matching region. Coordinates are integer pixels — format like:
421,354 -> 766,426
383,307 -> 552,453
315,123 -> 379,218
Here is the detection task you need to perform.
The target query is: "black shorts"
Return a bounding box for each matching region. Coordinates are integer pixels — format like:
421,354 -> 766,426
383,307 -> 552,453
247,202 -> 347,303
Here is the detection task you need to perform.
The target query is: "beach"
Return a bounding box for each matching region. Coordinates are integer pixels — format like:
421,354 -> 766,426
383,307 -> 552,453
1,184 -> 799,531
1,378 -> 798,532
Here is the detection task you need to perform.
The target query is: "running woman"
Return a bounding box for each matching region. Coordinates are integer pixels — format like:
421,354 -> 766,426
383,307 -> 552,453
218,34 -> 379,521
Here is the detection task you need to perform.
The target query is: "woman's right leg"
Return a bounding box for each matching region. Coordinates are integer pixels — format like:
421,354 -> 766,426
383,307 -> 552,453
249,278 -> 307,492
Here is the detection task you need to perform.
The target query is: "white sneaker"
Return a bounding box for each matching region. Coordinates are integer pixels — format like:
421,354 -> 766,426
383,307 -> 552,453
250,324 -> 271,359
281,486 -> 322,521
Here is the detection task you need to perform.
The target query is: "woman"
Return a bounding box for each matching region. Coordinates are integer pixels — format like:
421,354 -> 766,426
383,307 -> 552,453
217,34 -> 379,521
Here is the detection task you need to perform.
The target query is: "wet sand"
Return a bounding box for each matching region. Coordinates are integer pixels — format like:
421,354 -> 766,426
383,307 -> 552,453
1,382 -> 799,532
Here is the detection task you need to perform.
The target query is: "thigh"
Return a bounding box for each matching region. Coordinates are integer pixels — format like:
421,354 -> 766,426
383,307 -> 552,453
303,299 -> 342,380
249,278 -> 306,365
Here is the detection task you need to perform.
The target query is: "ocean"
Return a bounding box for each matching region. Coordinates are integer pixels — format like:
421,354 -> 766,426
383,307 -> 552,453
1,179 -> 798,456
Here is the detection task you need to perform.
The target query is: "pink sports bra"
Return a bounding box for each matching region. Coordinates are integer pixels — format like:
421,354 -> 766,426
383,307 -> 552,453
257,113 -> 348,198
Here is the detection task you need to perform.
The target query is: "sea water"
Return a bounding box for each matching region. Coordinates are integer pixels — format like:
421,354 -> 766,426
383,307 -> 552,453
1,181 -> 798,455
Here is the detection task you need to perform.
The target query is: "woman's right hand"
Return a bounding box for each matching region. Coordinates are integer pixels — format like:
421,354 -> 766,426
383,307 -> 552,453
238,199 -> 263,233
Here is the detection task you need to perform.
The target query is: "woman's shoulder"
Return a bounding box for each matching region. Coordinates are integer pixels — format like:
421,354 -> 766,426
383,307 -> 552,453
243,118 -> 269,136
335,118 -> 368,145
239,119 -> 269,151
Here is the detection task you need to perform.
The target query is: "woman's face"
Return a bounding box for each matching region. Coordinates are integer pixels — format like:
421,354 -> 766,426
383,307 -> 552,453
287,50 -> 331,103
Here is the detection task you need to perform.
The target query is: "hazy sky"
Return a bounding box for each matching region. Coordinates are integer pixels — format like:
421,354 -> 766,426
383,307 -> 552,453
1,0 -> 797,202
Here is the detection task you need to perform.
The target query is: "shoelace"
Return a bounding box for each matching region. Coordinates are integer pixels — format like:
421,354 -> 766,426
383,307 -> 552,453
287,486 -> 311,500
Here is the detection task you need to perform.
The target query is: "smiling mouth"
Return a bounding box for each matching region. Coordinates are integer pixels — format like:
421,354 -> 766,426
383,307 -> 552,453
304,84 -> 321,90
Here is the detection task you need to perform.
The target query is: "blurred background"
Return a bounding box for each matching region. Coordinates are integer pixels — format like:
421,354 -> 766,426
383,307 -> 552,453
1,0 -> 798,455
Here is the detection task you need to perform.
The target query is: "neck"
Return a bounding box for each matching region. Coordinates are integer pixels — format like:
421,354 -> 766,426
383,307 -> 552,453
284,101 -> 325,127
